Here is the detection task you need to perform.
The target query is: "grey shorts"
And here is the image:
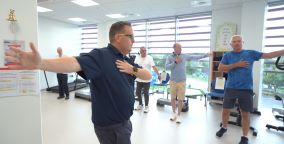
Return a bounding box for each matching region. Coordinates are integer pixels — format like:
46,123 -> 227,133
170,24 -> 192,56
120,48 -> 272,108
94,120 -> 132,144
223,89 -> 254,112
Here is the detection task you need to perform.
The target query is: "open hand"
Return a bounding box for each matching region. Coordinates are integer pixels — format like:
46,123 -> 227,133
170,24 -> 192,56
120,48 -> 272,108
235,59 -> 249,68
5,42 -> 42,70
116,60 -> 133,75
175,56 -> 182,64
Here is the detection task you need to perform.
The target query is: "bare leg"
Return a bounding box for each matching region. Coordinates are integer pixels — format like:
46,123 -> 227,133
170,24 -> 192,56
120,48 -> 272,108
177,99 -> 183,115
222,108 -> 231,128
241,110 -> 250,137
171,98 -> 176,113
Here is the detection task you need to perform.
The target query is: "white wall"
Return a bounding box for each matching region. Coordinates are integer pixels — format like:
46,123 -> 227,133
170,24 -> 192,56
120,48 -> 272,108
97,20 -> 116,48
38,17 -> 81,89
241,0 -> 267,109
211,6 -> 242,51
0,0 -> 42,144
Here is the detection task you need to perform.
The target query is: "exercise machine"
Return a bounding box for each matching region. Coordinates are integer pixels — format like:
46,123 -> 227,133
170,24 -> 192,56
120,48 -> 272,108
74,71 -> 91,101
266,56 -> 284,132
44,71 -> 88,93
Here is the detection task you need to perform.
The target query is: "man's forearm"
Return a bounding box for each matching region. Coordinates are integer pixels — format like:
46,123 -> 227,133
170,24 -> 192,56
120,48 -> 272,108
218,63 -> 237,72
152,66 -> 160,76
135,68 -> 151,80
40,57 -> 81,73
262,49 -> 284,59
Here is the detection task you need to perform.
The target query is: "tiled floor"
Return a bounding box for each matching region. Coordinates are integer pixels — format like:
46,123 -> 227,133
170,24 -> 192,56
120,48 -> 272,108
41,90 -> 284,144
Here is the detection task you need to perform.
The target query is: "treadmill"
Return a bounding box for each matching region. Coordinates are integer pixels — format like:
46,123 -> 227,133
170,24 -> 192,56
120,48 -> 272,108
44,71 -> 88,93
266,56 -> 284,131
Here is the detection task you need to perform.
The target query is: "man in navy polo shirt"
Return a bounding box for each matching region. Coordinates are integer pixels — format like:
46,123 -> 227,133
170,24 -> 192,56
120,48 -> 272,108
5,21 -> 151,144
216,35 -> 284,144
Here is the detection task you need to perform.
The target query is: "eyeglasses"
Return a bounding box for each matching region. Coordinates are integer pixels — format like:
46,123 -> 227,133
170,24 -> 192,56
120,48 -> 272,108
118,34 -> 135,41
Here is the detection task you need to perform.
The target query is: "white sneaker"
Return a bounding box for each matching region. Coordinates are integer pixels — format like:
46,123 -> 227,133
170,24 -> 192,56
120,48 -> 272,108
176,115 -> 182,124
135,105 -> 143,111
170,113 -> 177,121
144,106 -> 149,113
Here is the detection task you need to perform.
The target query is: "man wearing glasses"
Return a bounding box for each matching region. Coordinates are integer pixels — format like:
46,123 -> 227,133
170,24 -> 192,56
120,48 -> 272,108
134,46 -> 161,113
5,21 -> 151,144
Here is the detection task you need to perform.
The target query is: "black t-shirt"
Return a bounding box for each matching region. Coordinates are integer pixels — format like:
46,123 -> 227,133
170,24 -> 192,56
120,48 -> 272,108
76,44 -> 140,127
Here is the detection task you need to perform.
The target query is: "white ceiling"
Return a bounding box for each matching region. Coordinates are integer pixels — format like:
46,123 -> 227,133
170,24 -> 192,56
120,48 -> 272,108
37,0 -> 259,25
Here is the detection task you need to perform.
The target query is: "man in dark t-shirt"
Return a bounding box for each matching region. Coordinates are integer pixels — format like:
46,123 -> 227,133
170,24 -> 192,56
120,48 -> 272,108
5,21 -> 152,144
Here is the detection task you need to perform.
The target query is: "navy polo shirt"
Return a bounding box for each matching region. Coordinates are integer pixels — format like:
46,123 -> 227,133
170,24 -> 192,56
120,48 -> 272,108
76,44 -> 140,127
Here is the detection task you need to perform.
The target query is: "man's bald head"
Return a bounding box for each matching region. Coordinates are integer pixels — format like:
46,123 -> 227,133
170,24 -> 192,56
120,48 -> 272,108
173,43 -> 182,55
230,35 -> 244,52
140,46 -> 147,57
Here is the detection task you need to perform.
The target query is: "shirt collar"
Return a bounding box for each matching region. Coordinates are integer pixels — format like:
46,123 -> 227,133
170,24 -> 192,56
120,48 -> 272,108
108,44 -> 127,59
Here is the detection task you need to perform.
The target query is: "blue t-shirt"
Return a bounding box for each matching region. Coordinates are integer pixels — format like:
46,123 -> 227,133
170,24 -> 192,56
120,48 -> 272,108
76,44 -> 140,127
220,50 -> 263,90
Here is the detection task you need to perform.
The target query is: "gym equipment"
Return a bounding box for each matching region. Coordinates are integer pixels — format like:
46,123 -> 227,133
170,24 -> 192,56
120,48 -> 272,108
157,85 -> 206,112
266,56 -> 284,132
151,71 -> 170,96
74,70 -> 92,101
44,71 -> 88,93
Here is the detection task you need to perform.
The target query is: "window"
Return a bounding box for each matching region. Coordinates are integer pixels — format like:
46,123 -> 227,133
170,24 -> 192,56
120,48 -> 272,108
80,25 -> 98,53
177,14 -> 211,53
132,21 -> 147,53
130,12 -> 212,90
262,2 -> 284,108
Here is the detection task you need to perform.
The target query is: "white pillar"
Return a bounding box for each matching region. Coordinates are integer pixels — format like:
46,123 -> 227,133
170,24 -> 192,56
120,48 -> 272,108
240,0 -> 267,110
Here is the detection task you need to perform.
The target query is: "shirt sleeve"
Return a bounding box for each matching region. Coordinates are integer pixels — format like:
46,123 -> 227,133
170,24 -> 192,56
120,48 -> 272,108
220,53 -> 228,65
251,50 -> 263,61
75,49 -> 102,80
165,55 -> 175,70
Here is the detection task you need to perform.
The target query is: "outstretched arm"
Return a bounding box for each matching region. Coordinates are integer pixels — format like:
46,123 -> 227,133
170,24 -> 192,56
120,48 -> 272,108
261,49 -> 284,59
185,53 -> 211,61
5,42 -> 81,73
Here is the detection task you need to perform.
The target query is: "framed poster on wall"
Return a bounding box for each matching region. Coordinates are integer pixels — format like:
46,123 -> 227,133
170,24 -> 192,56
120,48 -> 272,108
215,23 -> 237,51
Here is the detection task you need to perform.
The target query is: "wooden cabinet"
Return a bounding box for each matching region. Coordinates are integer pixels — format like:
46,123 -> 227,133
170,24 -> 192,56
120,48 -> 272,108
208,51 -> 228,104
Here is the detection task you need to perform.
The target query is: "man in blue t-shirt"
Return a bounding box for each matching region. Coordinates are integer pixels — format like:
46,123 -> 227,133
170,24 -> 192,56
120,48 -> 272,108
5,21 -> 151,144
216,35 -> 284,144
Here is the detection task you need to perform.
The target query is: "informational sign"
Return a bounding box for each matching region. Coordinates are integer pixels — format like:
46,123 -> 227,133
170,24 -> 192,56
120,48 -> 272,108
0,40 -> 25,70
215,77 -> 226,90
215,23 -> 237,51
0,70 -> 39,97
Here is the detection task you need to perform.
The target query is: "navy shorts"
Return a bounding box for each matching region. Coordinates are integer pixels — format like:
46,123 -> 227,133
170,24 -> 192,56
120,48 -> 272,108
223,89 -> 254,112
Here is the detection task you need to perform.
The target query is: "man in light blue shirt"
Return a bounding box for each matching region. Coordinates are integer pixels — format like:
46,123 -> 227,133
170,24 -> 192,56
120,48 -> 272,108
166,43 -> 209,123
216,35 -> 284,144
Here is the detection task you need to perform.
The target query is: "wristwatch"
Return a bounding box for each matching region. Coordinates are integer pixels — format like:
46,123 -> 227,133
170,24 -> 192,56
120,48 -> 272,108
133,66 -> 138,75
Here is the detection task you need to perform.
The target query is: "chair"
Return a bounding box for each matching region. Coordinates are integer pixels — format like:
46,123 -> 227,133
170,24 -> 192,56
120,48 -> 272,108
150,71 -> 170,96
207,80 -> 225,104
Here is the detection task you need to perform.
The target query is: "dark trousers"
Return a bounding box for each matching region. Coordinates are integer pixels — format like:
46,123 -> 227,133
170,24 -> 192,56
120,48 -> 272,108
57,73 -> 69,97
94,120 -> 132,144
136,82 -> 150,106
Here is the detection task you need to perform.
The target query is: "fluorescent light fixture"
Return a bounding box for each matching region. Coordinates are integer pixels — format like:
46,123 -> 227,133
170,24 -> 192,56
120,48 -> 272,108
37,6 -> 53,12
71,0 -> 99,7
106,14 -> 126,19
68,17 -> 87,22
